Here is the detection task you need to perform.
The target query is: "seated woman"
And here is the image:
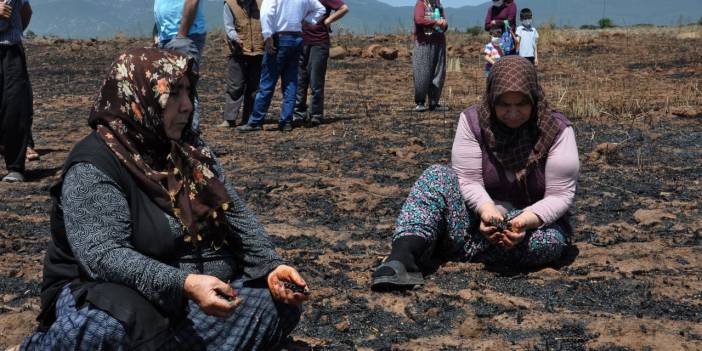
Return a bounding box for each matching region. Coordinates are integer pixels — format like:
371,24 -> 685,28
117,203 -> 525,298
372,56 -> 579,289
22,48 -> 309,350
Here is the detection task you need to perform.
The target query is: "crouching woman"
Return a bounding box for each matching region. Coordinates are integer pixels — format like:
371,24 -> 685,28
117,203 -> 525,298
372,56 -> 579,289
22,48 -> 308,350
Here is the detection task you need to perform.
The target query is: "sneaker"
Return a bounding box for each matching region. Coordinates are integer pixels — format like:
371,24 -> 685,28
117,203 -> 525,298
278,122 -> 293,132
2,171 -> 25,182
236,124 -> 262,133
309,116 -> 323,127
414,104 -> 427,112
429,104 -> 449,112
217,120 -> 233,128
26,147 -> 40,161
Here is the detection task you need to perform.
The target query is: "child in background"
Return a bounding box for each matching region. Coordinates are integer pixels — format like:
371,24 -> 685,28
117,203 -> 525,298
484,25 -> 504,77
516,8 -> 539,65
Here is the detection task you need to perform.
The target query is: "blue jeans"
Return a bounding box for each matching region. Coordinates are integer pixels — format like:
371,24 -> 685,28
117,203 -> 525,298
248,35 -> 303,127
158,32 -> 207,133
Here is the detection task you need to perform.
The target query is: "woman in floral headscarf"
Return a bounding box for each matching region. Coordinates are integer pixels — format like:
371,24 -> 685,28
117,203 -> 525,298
371,56 -> 579,290
22,48 -> 308,350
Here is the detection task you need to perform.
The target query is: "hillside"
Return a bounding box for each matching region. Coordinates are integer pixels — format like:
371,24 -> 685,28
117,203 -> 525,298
27,0 -> 702,39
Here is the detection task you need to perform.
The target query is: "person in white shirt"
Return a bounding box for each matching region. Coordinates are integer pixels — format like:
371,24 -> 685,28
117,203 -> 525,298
515,8 -> 539,66
237,0 -> 325,133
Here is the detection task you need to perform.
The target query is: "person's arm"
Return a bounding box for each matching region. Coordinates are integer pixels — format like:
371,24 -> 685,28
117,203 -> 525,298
20,2 -> 32,30
484,7 -> 493,31
451,111 -> 504,242
534,29 -> 539,65
304,0 -> 326,25
507,3 -> 517,30
324,3 -> 348,27
223,3 -> 240,43
484,53 -> 495,65
415,1 -> 436,27
62,163 -> 189,309
523,127 -> 580,226
450,112 -> 494,211
204,153 -> 284,281
260,0 -> 275,40
177,0 -> 199,38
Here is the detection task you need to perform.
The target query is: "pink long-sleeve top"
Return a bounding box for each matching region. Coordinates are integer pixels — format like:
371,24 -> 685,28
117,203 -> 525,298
451,112 -> 580,226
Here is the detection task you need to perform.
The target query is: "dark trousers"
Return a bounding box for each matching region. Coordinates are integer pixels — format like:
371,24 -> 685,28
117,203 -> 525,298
412,42 -> 446,106
0,44 -> 33,173
294,43 -> 329,121
224,54 -> 263,125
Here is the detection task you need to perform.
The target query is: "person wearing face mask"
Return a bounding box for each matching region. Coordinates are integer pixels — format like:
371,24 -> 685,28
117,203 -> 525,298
484,0 -> 516,32
371,56 -> 579,291
515,8 -> 539,66
483,24 -> 504,77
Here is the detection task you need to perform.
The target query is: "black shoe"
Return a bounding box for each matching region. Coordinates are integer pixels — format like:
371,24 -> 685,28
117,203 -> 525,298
428,104 -> 449,112
309,116 -> 323,127
292,117 -> 304,128
236,124 -> 262,133
371,260 -> 425,291
279,122 -> 293,132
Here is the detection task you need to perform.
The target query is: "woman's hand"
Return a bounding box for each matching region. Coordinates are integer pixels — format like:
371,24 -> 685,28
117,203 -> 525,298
510,210 -> 542,232
267,265 -> 310,306
0,3 -> 11,20
496,211 -> 541,249
477,202 -> 504,243
439,19 -> 448,30
184,274 -> 240,318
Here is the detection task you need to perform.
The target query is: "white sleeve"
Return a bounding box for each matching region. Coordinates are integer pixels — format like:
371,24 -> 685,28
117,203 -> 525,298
304,0 -> 326,24
260,0 -> 275,40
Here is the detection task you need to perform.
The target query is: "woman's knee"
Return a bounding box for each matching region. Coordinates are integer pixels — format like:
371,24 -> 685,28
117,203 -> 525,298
418,165 -> 458,187
523,228 -> 567,266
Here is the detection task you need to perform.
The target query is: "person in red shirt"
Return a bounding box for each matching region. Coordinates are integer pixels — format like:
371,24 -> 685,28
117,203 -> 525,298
412,0 -> 448,112
293,0 -> 349,127
484,0 -> 517,32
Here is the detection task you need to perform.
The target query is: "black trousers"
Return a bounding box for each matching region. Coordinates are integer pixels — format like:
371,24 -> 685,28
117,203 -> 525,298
0,44 -> 33,173
294,43 -> 329,120
223,54 -> 262,125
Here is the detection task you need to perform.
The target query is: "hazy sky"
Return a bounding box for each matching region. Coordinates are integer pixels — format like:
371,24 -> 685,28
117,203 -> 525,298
377,0 -> 486,7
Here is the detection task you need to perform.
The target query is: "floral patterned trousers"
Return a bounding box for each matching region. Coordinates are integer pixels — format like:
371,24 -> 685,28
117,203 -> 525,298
393,165 -> 568,268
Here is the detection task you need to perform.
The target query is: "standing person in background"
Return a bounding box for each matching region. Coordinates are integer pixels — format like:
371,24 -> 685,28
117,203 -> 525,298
219,0 -> 265,128
515,8 -> 538,66
293,0 -> 349,128
0,0 -> 33,182
412,0 -> 447,113
154,0 -> 207,132
483,24 -> 504,78
237,0 -> 326,133
484,0 -> 516,32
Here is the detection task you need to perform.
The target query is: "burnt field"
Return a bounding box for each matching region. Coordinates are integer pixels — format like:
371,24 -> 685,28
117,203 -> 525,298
1,27 -> 701,350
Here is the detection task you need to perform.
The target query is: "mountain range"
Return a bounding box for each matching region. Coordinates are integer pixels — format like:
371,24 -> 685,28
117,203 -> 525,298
28,0 -> 702,39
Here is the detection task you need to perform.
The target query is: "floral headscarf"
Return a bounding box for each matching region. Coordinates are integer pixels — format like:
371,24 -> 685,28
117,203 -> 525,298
478,56 -> 562,191
88,47 -> 231,247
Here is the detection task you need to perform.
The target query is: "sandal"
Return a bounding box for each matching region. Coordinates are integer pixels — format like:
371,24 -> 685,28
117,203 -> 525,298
370,260 -> 424,291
